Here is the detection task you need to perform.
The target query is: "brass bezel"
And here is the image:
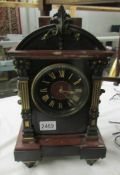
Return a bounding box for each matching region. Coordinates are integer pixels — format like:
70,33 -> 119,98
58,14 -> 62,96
31,63 -> 90,117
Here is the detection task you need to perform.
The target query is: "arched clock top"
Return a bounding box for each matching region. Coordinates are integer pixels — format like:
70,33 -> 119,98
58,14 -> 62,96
16,5 -> 105,51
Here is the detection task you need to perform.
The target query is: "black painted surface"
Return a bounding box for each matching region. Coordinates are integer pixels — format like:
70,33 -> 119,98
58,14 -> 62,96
16,24 -> 105,135
14,7 -> 107,164
14,146 -> 106,161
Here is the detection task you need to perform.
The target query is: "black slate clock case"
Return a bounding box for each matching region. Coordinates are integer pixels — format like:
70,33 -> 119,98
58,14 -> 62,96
15,7 -> 105,135
11,6 -> 113,166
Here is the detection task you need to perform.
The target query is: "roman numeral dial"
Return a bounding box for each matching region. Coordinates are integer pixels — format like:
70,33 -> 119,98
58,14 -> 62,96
31,63 -> 89,117
42,95 -> 49,102
59,70 -> 65,78
49,72 -> 56,79
73,78 -> 82,85
40,88 -> 47,93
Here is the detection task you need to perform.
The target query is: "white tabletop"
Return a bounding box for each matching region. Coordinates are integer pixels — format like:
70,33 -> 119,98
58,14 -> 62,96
0,82 -> 120,175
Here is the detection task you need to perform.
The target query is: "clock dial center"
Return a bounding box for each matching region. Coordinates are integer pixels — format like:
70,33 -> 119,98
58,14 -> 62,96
51,81 -> 71,100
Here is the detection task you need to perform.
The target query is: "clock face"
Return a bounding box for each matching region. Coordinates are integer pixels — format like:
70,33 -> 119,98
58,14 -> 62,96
31,63 -> 89,117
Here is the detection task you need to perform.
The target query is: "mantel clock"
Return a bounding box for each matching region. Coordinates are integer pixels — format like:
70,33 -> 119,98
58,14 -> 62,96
9,6 -> 114,167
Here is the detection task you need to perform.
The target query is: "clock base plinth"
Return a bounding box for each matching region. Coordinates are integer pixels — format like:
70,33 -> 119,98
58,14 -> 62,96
14,127 -> 106,167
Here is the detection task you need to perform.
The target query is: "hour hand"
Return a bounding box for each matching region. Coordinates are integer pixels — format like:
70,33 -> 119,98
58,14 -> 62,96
59,88 -> 80,106
66,96 -> 78,106
59,88 -> 82,95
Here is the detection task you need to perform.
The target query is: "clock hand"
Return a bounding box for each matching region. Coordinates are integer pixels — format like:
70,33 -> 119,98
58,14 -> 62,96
59,88 -> 82,95
65,94 -> 77,106
59,88 -> 78,106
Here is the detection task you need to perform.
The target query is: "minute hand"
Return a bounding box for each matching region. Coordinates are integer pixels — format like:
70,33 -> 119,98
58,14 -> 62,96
60,92 -> 78,106
60,89 -> 82,95
59,89 -> 81,106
